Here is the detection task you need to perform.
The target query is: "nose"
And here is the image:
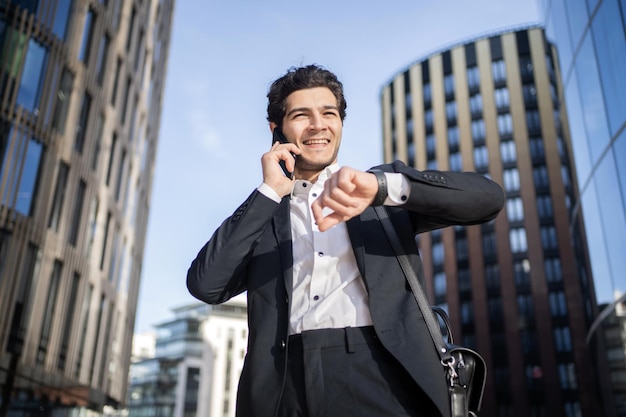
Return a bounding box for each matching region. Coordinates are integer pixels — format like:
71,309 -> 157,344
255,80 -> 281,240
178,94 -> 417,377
308,112 -> 326,131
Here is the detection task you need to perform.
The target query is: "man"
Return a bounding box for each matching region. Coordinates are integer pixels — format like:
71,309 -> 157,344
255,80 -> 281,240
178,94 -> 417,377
187,65 -> 504,417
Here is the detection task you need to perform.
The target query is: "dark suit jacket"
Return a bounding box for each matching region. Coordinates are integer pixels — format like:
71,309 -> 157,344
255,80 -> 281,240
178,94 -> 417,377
187,160 -> 504,417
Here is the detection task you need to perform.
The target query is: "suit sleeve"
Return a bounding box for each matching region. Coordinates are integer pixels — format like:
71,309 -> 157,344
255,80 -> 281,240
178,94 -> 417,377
186,190 -> 279,304
378,160 -> 505,233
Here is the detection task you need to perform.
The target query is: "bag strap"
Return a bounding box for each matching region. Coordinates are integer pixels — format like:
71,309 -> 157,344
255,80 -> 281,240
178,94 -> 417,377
374,206 -> 454,366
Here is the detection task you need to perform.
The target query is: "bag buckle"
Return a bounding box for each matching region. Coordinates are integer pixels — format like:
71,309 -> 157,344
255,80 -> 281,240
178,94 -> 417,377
441,356 -> 458,386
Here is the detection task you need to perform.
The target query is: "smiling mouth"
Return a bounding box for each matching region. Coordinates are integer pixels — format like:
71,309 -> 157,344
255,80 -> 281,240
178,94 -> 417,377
303,139 -> 330,145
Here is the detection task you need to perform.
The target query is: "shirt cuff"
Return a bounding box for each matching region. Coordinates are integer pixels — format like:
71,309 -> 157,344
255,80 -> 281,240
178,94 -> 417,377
384,173 -> 410,206
257,183 -> 282,203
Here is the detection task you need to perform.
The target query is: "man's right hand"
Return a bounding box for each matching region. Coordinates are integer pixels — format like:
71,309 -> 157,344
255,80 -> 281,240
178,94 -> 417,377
261,141 -> 300,197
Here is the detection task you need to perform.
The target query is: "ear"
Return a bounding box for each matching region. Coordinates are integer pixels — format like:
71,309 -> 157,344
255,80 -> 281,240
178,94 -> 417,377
269,122 -> 277,133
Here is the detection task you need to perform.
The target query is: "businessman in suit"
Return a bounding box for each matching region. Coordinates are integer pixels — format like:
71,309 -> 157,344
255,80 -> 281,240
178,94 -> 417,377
187,64 -> 504,417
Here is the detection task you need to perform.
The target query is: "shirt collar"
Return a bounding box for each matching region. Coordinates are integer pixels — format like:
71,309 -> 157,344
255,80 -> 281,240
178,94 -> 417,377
291,163 -> 340,199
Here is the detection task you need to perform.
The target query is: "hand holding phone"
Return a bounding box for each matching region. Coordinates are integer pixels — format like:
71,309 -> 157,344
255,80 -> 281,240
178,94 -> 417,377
273,128 -> 296,179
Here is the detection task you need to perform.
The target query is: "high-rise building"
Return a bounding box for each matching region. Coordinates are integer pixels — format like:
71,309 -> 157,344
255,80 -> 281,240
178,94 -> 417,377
0,0 -> 174,414
381,26 -> 601,417
127,296 -> 248,417
538,1 -> 626,416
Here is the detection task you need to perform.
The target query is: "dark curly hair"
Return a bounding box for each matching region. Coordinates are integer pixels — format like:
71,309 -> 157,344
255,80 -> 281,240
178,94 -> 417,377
266,65 -> 347,128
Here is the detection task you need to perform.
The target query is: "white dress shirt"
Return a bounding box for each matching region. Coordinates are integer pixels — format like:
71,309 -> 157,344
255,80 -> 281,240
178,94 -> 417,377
258,164 -> 410,334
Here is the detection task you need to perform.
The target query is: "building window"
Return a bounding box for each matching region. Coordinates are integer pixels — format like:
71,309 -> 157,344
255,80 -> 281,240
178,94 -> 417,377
506,197 -> 524,222
126,6 -> 137,52
78,9 -> 96,63
425,133 -> 436,156
74,92 -> 92,154
545,257 -> 562,283
58,272 -> 80,370
91,114 -> 104,170
500,140 -> 517,164
424,108 -> 434,131
115,149 -> 126,200
473,145 -> 488,170
469,93 -> 483,117
513,259 -> 530,287
540,226 -> 558,250
434,272 -> 446,297
106,134 -> 117,186
51,68 -> 74,134
467,66 -> 480,91
456,236 -> 468,261
549,291 -> 567,317
460,301 -> 473,325
95,35 -> 110,85
519,55 -> 533,79
471,119 -> 485,142
68,180 -> 86,246
432,241 -> 444,265
554,327 -> 572,352
75,283 -> 93,379
558,363 -> 578,391
16,39 -> 48,113
510,228 -> 528,253
529,137 -> 545,161
52,0 -> 72,40
445,101 -> 457,124
522,84 -> 537,107
100,212 -> 111,270
448,126 -> 459,148
503,168 -> 520,193
533,166 -> 549,189
48,162 -> 69,231
485,263 -> 500,290
423,83 -> 432,107
85,197 -> 99,259
37,260 -> 62,364
111,58 -> 122,106
517,294 -> 534,321
444,73 -> 455,99
526,110 -> 541,135
1,131 -> 44,216
492,59 -> 506,83
497,113 -> 513,137
449,152 -> 462,172
537,195 -> 553,221
494,87 -> 510,111
483,231 -> 497,257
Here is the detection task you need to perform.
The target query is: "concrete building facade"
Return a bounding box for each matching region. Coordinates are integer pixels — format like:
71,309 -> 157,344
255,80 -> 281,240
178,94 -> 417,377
0,0 -> 174,414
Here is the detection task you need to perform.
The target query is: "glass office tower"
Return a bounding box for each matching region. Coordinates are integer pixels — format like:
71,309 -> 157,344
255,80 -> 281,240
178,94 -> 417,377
539,1 -> 626,415
0,0 -> 174,415
381,26 -> 602,417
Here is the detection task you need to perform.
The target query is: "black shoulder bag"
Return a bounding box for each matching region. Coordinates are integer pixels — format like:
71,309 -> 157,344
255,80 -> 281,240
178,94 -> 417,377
374,206 -> 487,417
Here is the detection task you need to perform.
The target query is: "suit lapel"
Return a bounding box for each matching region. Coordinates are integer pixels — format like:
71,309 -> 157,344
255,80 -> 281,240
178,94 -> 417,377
273,197 -> 294,297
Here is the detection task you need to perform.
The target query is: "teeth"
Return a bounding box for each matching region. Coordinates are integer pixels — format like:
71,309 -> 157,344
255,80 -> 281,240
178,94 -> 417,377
304,139 -> 329,145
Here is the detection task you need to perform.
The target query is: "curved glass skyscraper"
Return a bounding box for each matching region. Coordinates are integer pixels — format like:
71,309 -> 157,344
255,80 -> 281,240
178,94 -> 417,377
540,1 -> 626,415
382,26 -> 601,416
0,0 -> 174,414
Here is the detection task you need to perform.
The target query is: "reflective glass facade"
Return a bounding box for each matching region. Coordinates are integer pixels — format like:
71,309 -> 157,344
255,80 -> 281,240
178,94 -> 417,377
540,1 -> 626,415
0,0 -> 174,414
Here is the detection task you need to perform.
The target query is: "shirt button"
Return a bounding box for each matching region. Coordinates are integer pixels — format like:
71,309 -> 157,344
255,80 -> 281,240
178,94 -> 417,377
313,295 -> 320,301
318,252 -> 324,257
401,195 -> 407,201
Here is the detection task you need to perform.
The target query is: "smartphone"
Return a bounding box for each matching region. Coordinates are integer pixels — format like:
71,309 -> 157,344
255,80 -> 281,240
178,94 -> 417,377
273,128 -> 296,179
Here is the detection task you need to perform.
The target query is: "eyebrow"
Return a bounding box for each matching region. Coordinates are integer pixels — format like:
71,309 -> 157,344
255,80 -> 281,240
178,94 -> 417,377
286,105 -> 339,118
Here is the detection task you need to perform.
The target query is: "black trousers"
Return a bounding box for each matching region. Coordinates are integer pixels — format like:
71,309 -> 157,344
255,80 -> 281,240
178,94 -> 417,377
277,326 -> 439,417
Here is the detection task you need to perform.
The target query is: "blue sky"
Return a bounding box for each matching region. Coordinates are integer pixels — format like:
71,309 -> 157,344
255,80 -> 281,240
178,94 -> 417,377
134,0 -> 541,333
